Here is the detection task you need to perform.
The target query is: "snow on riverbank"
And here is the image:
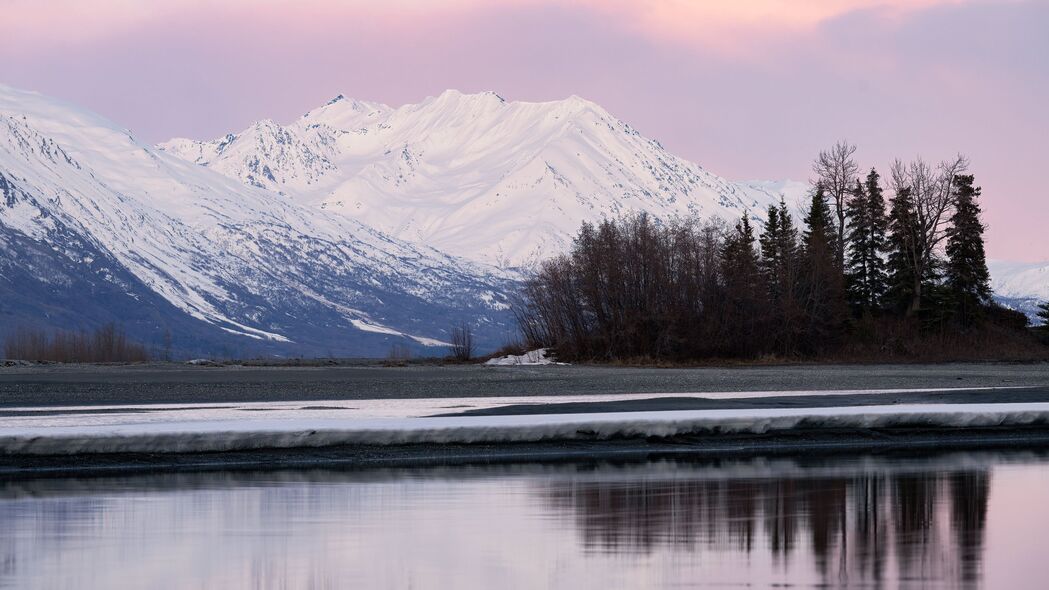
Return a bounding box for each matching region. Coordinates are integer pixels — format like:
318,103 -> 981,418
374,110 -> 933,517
4,402 -> 1049,456
485,348 -> 565,366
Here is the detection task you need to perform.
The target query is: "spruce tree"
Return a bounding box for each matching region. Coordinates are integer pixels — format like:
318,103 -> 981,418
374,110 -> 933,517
886,186 -> 918,314
759,200 -> 801,354
845,180 -> 872,311
800,186 -> 847,350
722,216 -> 766,356
945,174 -> 991,327
844,169 -> 889,313
759,204 -> 781,298
865,169 -> 889,302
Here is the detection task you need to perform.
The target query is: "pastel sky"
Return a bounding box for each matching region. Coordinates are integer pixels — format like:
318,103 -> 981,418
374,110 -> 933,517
2,0 -> 1047,260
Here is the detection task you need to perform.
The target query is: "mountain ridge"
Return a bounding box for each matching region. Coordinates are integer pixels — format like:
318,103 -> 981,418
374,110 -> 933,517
0,84 -> 516,357
161,89 -> 809,267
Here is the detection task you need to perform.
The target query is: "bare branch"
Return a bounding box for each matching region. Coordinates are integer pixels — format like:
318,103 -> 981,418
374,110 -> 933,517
811,140 -> 859,265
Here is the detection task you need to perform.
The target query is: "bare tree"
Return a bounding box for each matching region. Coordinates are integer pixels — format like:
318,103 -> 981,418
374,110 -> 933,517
386,342 -> 412,363
812,141 -> 860,267
890,154 -> 969,314
449,322 -> 474,361
4,323 -> 149,363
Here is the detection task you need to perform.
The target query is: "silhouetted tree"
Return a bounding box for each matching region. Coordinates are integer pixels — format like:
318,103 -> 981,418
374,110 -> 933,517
889,156 -> 969,315
886,186 -> 918,314
846,169 -> 889,313
760,200 -> 803,354
721,216 -> 767,356
944,175 -> 991,328
812,141 -> 859,269
800,186 -> 847,351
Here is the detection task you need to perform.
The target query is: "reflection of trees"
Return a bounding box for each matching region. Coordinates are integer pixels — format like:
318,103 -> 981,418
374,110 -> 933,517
542,468 -> 991,587
951,472 -> 990,587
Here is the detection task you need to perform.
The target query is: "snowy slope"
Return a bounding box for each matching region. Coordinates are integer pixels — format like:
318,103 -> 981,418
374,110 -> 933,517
989,260 -> 1048,323
0,85 -> 516,356
990,260 -> 1049,301
162,91 -> 805,267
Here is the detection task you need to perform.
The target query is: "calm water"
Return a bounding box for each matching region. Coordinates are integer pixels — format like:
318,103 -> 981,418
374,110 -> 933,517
3,452 -> 1049,589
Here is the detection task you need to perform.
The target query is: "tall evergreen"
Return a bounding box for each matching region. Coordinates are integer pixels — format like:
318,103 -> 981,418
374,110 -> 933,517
759,201 -> 799,304
759,204 -> 782,299
944,174 -> 991,327
722,216 -> 766,356
845,169 -> 889,313
759,200 -> 802,354
800,186 -> 847,349
886,186 -> 918,314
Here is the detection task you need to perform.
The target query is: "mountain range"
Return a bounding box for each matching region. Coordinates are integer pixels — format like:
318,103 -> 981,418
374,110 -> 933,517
989,260 -> 1049,322
1,85 -> 1044,359
160,90 -> 806,268
0,85 -> 517,358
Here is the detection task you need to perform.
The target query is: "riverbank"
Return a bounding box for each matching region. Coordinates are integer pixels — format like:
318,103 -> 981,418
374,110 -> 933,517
3,361 -> 1049,407
5,363 -> 1049,478
7,423 -> 1049,478
5,394 -> 1049,476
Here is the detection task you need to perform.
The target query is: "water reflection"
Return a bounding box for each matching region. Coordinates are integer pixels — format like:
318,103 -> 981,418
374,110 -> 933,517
0,452 -> 1046,589
541,463 -> 993,587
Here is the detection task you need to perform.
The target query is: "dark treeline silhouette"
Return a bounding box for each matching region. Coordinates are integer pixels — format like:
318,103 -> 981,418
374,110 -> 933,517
3,323 -> 150,363
518,143 -> 1038,362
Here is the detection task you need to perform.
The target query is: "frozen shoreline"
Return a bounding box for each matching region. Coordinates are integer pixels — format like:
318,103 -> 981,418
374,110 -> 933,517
5,402 -> 1049,472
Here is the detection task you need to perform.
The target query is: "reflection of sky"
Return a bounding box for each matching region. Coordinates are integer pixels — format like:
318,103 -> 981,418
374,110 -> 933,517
2,454 -> 1048,589
2,0 -> 1046,260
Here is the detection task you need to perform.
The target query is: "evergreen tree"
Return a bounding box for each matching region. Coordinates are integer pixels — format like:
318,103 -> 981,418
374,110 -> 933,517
845,180 -> 871,310
945,174 -> 991,327
800,186 -> 847,349
759,204 -> 781,299
721,216 -> 767,356
759,200 -> 802,354
845,169 -> 889,313
886,186 -> 918,314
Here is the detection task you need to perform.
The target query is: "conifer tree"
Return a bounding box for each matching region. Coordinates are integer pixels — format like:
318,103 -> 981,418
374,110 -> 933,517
886,186 -> 918,314
801,186 -> 846,349
845,169 -> 889,313
845,180 -> 872,310
864,169 -> 890,301
760,201 -> 799,304
722,216 -> 766,355
945,174 -> 991,327
759,204 -> 781,299
759,200 -> 802,354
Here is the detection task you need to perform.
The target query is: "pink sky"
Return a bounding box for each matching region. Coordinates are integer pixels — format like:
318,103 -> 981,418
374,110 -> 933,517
2,0 -> 1046,261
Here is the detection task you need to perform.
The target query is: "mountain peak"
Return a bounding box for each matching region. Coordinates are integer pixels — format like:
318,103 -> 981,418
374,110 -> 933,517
427,89 -> 508,109
158,90 -> 802,267
301,94 -> 390,128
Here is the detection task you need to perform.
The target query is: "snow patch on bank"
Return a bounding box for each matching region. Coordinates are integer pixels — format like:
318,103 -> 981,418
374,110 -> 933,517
485,348 -> 564,366
3,403 -> 1049,456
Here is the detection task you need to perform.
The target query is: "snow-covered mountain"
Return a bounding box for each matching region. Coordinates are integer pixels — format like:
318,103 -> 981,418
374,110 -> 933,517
0,85 -> 517,357
989,260 -> 1049,324
162,90 -> 807,267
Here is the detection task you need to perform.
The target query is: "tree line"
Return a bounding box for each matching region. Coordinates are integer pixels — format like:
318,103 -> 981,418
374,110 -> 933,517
3,323 -> 150,363
517,142 -> 1035,361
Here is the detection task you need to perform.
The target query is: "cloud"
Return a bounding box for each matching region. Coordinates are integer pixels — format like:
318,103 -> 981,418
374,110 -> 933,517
2,0 -> 973,52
